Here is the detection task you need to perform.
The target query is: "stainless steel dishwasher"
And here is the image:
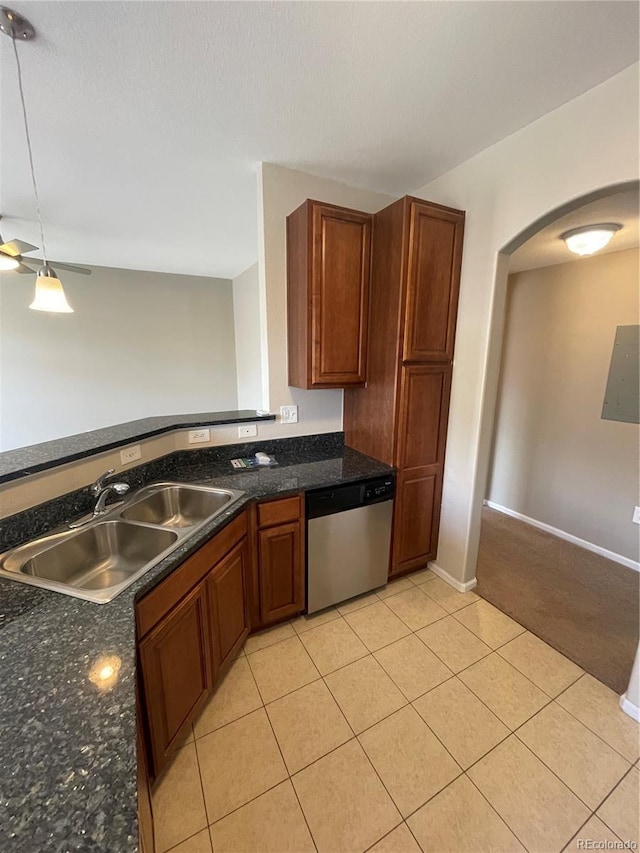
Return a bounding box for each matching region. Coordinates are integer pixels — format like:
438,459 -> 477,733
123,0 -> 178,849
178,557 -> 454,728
306,475 -> 395,614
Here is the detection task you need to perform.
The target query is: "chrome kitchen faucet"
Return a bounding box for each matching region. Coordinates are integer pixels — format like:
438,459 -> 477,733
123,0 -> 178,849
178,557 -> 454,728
69,469 -> 130,528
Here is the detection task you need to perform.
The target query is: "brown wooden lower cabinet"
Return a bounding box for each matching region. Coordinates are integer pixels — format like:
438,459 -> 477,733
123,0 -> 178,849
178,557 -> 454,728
137,512 -> 249,779
247,495 -> 306,630
136,499 -> 306,782
258,521 -> 305,624
207,539 -> 250,673
138,582 -> 213,775
390,470 -> 441,577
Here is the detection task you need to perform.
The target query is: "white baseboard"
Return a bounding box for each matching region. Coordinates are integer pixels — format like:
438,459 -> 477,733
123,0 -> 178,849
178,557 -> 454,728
620,693 -> 640,722
428,562 -> 478,593
483,500 -> 640,574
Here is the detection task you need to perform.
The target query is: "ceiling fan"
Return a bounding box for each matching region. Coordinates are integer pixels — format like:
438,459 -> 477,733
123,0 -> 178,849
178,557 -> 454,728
0,216 -> 91,276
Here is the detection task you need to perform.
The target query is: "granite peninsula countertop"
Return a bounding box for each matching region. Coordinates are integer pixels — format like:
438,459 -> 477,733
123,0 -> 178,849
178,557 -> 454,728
0,437 -> 393,853
0,409 -> 276,485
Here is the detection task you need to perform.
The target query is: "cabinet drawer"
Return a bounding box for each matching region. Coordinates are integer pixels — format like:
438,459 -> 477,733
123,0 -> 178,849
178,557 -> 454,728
257,496 -> 302,528
136,511 -> 247,638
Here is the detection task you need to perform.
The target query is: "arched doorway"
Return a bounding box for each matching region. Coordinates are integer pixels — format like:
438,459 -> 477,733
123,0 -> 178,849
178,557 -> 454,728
474,181 -> 639,695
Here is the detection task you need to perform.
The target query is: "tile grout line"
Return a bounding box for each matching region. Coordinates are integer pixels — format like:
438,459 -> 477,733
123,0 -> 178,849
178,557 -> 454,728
314,642 -> 480,833
195,665 -> 292,841
462,770 -> 533,853
563,812 -> 616,852
374,653 -> 456,705
162,824 -> 211,853
193,716 -> 214,831
240,615 -> 551,765
213,613 -> 613,781
411,621 -> 495,675
441,651 -> 556,736
475,590 -> 595,683
509,733 -> 601,815
160,824 -> 209,853
589,761 -> 639,836
175,588 -> 637,852
551,675 -> 639,764
261,701 -> 319,853
308,660 -> 431,842
512,695 -> 635,778
194,658 -> 266,742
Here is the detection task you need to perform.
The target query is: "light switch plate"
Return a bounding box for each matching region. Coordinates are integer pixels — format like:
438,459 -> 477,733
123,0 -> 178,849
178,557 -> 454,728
633,506 -> 640,525
280,405 -> 299,424
188,428 -> 210,444
238,424 -> 257,438
120,444 -> 142,465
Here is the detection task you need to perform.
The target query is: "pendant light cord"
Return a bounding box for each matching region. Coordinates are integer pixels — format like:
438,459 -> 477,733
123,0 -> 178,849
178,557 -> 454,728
11,35 -> 47,264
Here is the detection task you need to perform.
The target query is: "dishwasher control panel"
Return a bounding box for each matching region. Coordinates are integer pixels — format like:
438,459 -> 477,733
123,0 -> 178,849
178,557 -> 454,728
306,475 -> 395,519
364,479 -> 394,503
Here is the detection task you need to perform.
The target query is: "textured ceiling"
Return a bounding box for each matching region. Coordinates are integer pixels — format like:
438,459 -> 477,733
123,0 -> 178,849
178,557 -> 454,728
510,187 -> 640,273
0,1 -> 638,278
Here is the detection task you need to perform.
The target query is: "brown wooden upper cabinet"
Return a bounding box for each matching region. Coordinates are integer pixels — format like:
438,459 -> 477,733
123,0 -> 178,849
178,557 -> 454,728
287,200 -> 372,388
403,202 -> 464,363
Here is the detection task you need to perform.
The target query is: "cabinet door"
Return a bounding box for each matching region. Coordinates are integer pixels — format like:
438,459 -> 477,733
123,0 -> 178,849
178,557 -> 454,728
391,471 -> 441,575
391,363 -> 451,576
403,201 -> 464,363
138,583 -> 212,776
207,539 -> 250,675
259,522 -> 305,623
310,204 -> 371,386
395,364 -> 451,471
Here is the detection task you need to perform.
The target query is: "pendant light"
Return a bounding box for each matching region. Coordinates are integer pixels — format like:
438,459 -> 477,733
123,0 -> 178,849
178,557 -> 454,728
561,223 -> 623,257
1,6 -> 74,313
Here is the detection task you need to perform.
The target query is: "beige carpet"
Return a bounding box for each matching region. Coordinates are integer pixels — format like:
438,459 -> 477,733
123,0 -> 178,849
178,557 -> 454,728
476,507 -> 639,695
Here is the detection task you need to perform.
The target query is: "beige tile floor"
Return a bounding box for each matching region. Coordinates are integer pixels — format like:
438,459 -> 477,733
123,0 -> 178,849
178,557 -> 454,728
152,571 -> 640,853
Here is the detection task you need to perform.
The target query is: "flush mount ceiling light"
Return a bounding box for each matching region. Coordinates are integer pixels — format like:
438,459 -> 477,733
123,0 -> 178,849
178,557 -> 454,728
560,223 -> 623,257
1,5 -> 81,312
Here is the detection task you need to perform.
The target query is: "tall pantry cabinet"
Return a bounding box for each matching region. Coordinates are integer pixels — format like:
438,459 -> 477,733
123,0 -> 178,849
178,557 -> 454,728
344,196 -> 465,577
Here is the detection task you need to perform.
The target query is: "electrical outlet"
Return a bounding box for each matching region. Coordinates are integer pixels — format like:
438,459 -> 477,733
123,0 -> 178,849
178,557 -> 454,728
280,405 -> 298,424
238,424 -> 257,438
188,428 -> 210,444
120,444 -> 142,465
633,506 -> 640,525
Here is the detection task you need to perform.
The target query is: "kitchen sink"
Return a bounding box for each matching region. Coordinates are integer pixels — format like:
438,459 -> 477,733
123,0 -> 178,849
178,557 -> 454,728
22,521 -> 177,589
0,482 -> 245,604
121,483 -> 235,529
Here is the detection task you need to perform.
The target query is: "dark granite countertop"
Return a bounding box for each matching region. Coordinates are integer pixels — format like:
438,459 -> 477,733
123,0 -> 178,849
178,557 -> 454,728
0,410 -> 276,485
0,435 -> 393,853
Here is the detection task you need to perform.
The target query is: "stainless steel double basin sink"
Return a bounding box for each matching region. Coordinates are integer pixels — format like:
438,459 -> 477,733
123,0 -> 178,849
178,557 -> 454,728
0,483 -> 245,604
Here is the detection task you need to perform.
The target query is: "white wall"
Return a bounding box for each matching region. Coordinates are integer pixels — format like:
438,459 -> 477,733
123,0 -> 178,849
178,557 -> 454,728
411,63 -> 639,584
232,263 -> 264,409
0,264 -> 238,450
257,163 -> 393,436
488,249 -> 639,562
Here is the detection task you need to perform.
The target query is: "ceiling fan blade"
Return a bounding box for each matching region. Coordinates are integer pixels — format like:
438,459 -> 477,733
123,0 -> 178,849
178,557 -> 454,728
0,239 -> 39,257
15,263 -> 36,274
30,257 -> 92,276
0,240 -> 38,257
